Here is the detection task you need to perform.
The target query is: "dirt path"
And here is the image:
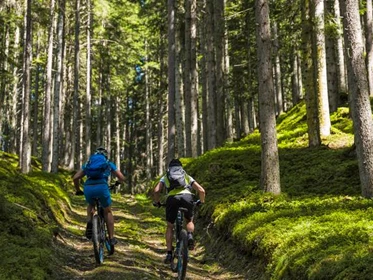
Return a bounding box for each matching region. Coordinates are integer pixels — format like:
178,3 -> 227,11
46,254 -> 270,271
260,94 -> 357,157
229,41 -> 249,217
52,194 -> 248,280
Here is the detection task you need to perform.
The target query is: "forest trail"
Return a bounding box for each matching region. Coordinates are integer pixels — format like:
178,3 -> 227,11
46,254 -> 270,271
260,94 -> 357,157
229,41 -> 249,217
52,193 -> 247,280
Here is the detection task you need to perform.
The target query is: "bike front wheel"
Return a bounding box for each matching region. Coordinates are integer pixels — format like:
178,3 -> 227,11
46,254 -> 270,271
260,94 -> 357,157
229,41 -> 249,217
92,215 -> 104,264
176,229 -> 188,279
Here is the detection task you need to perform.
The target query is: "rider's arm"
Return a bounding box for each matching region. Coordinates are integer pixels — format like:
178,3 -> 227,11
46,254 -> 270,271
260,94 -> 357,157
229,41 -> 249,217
153,181 -> 164,203
191,181 -> 205,203
73,169 -> 85,192
113,169 -> 126,183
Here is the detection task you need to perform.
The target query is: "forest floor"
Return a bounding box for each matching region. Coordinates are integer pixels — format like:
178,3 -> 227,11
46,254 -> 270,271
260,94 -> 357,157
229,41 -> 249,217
51,193 -> 250,280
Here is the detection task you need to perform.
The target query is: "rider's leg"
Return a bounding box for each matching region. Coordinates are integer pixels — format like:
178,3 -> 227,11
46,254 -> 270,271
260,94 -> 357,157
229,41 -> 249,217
104,206 -> 115,239
185,218 -> 195,250
166,221 -> 174,251
87,204 -> 95,222
185,218 -> 194,233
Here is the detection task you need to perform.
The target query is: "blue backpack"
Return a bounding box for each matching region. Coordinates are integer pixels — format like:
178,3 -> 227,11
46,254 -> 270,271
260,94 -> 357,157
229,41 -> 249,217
83,154 -> 110,179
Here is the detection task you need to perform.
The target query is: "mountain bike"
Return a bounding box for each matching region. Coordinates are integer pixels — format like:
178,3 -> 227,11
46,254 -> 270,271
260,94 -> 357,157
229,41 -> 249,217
91,196 -> 113,264
156,200 -> 201,280
89,183 -> 118,264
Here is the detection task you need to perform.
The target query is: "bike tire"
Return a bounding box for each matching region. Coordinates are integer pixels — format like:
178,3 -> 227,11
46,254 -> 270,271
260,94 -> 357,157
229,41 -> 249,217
177,229 -> 188,280
92,215 -> 104,264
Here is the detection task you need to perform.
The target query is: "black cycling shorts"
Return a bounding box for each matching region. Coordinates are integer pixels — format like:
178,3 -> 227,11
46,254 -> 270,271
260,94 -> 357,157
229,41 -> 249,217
166,193 -> 195,224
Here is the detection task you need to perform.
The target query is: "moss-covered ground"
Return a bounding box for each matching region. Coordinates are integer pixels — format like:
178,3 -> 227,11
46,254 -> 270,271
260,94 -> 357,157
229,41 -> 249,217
1,101 -> 372,279
183,103 -> 372,279
0,152 -> 243,279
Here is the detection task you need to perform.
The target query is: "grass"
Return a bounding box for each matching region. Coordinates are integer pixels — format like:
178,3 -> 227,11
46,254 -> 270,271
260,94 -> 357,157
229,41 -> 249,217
183,102 -> 372,279
0,152 -> 72,279
0,100 -> 370,279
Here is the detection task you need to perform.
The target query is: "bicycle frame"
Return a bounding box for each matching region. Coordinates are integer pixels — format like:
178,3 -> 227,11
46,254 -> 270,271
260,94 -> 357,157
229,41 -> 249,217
158,199 -> 200,279
170,207 -> 189,280
91,198 -> 112,264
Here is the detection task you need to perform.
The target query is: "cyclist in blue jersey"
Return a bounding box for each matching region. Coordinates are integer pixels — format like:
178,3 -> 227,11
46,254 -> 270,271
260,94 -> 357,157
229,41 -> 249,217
73,147 -> 125,247
153,159 -> 205,264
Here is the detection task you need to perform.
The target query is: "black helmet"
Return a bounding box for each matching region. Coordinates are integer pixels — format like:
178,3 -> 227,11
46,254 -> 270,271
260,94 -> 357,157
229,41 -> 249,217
95,146 -> 108,158
169,158 -> 182,167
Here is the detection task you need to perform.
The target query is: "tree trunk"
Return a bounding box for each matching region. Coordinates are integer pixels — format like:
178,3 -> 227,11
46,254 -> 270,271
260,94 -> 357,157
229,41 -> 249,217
190,0 -> 198,157
96,57 -> 103,147
32,33 -> 40,156
200,0 -> 208,153
115,96 -> 121,168
214,0 -> 225,146
291,49 -> 302,105
51,0 -> 65,173
366,0 -> 373,95
73,0 -> 81,170
157,33 -> 166,176
20,0 -> 32,173
10,26 -> 21,154
175,24 -> 185,158
0,23 -> 9,138
145,43 -> 152,180
206,0 -> 216,150
255,0 -> 281,194
272,21 -> 284,115
325,0 -> 339,113
42,0 -> 55,172
240,102 -> 250,136
225,2 -> 233,142
334,0 -> 347,96
301,0 -> 321,147
184,0 -> 192,157
85,0 -> 92,157
167,0 -> 176,162
340,0 -> 373,198
313,0 -> 331,137
234,99 -> 241,139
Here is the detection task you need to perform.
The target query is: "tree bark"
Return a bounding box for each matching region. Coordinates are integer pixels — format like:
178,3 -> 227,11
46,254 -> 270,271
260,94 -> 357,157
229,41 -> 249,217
255,0 -> 281,194
325,0 -> 339,113
73,0 -> 81,170
334,0 -> 347,96
366,0 -> 373,95
340,0 -> 373,198
167,0 -> 176,162
20,0 -> 32,173
301,0 -> 321,147
85,0 -> 92,157
190,0 -> 198,156
175,23 -> 185,158
9,26 -> 21,154
51,0 -> 65,173
206,0 -> 216,150
42,0 -> 55,172
184,0 -> 192,157
214,0 -> 225,146
272,21 -> 284,115
313,0 -> 331,137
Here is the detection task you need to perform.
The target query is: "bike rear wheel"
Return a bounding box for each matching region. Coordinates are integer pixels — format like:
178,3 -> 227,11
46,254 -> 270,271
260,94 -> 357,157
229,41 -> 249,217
92,215 -> 104,264
177,229 -> 188,279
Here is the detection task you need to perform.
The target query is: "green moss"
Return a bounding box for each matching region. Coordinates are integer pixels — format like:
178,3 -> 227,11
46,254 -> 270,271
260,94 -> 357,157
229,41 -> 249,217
1,101 -> 370,279
0,153 -> 72,279
183,103 -> 372,279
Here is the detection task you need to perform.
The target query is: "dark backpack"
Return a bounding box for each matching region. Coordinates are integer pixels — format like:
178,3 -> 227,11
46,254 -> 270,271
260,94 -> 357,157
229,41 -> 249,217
166,165 -> 186,191
84,154 -> 110,179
